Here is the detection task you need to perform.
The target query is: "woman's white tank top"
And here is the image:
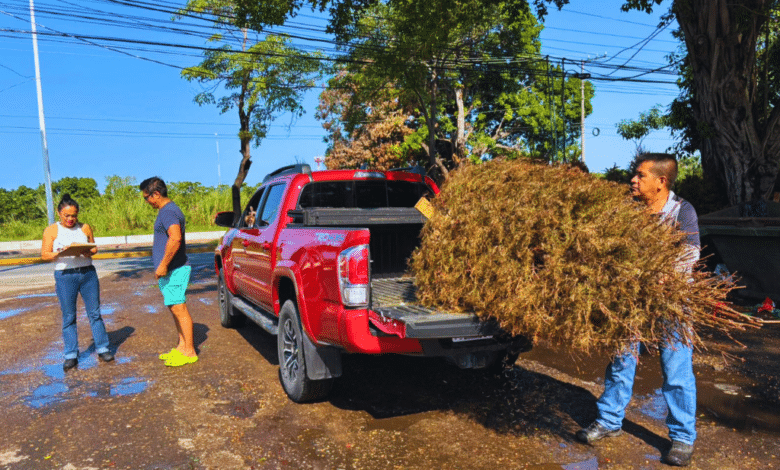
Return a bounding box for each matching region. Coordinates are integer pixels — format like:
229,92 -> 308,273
53,222 -> 92,271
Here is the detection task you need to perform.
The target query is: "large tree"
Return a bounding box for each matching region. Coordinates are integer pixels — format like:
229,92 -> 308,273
548,0 -> 780,206
317,1 -> 591,178
177,0 -> 325,208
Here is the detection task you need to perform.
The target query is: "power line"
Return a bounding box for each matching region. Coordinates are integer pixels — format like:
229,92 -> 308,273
2,0 -> 682,83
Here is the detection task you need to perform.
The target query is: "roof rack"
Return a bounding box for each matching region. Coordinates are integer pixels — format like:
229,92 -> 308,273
263,164 -> 312,182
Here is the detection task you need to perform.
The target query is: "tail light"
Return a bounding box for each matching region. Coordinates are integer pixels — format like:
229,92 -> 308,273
338,245 -> 370,306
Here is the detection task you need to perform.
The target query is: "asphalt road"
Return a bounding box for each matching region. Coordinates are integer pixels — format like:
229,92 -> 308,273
0,251 -> 778,469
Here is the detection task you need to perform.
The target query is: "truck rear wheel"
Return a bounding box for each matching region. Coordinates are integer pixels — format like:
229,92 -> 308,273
487,350 -> 521,374
218,270 -> 244,328
277,300 -> 333,402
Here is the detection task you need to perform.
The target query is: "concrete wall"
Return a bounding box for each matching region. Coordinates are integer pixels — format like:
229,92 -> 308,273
0,230 -> 226,252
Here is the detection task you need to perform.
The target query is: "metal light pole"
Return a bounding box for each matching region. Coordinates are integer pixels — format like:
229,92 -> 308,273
29,0 -> 54,223
215,133 -> 221,186
572,61 -> 591,166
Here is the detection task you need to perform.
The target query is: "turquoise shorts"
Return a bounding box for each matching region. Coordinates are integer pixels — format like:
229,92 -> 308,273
158,265 -> 191,306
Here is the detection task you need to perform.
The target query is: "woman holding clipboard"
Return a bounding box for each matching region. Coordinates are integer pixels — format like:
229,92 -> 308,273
41,194 -> 113,371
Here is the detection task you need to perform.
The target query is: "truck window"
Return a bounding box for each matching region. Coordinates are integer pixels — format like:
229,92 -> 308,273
240,187 -> 266,228
259,184 -> 286,224
355,181 -> 387,208
304,181 -> 353,208
298,180 -> 429,209
387,180 -> 428,206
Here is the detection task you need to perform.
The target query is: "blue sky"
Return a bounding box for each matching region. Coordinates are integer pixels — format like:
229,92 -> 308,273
0,0 -> 681,193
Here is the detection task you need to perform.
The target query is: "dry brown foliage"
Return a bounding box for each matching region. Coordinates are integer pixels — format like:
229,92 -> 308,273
317,71 -> 424,171
411,159 -> 755,354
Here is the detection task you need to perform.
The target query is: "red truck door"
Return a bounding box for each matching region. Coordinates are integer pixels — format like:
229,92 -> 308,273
251,183 -> 287,311
231,188 -> 266,304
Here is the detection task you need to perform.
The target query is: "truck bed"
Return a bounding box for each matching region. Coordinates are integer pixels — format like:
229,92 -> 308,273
370,277 -> 500,339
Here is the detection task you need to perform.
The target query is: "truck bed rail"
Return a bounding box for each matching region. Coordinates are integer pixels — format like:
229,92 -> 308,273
288,207 -> 426,226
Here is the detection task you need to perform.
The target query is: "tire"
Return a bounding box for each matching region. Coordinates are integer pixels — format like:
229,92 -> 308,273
277,300 -> 333,402
218,270 -> 244,328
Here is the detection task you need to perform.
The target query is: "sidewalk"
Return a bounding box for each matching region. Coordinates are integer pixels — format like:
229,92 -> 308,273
0,231 -> 224,266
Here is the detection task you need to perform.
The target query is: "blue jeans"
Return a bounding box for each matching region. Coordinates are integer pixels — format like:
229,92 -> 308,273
54,267 -> 110,359
595,339 -> 697,444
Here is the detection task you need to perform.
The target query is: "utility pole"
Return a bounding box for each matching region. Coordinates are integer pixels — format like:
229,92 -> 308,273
215,133 -> 221,186
29,0 -> 54,224
560,58 -> 566,162
571,63 -> 591,166
580,60 -> 586,165
547,56 -> 556,160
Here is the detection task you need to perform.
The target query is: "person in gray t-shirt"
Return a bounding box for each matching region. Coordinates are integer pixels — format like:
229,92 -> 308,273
575,153 -> 699,467
140,177 -> 198,367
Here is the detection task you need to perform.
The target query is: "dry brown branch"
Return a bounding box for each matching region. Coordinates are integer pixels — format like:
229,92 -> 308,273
411,159 -> 759,354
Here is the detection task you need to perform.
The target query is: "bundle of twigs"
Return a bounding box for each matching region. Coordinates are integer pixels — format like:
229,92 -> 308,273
411,159 -> 757,353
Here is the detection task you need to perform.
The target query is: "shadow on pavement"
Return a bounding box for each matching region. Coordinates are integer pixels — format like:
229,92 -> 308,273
194,322 -> 210,352
323,353 -> 671,451
108,326 -> 135,354
237,322 -> 279,367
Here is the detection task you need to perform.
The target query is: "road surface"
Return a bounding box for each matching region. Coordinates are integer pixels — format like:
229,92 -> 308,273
0,252 -> 778,469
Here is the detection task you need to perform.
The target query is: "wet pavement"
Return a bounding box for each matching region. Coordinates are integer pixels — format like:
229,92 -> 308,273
0,252 -> 778,469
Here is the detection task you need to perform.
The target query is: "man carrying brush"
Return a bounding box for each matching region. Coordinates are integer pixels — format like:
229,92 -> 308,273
575,153 -> 700,467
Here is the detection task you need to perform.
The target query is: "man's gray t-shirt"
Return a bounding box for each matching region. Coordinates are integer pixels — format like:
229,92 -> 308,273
153,201 -> 188,271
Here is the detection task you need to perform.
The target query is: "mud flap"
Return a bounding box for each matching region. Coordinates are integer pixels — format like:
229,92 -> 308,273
302,332 -> 343,380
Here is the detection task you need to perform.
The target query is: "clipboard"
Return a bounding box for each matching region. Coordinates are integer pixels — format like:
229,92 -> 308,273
59,243 -> 96,257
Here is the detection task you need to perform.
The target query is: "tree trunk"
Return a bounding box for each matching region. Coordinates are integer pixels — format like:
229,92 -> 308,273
428,69 -> 438,171
454,86 -> 466,164
675,0 -> 780,206
232,63 -> 253,222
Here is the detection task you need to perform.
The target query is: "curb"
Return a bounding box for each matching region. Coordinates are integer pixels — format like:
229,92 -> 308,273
0,245 -> 216,267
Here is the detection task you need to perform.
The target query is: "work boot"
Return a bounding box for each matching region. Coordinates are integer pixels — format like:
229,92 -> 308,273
62,358 -> 78,372
664,440 -> 694,467
98,351 -> 115,363
575,422 -> 622,444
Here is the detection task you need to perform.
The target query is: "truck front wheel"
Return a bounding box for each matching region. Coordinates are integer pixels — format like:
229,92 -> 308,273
218,270 -> 244,328
277,300 -> 333,402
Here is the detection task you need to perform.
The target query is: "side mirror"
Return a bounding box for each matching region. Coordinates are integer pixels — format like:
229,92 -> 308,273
214,211 -> 235,228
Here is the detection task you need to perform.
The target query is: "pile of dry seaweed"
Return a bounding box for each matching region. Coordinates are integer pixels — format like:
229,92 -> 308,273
411,159 -> 753,353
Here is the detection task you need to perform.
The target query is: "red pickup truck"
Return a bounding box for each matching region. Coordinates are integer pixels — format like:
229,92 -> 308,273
214,164 -> 530,402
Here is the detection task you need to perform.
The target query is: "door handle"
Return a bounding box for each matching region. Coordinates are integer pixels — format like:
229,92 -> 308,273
261,242 -> 272,251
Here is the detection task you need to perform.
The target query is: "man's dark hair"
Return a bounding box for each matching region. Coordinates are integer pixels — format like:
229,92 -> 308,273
636,153 -> 678,189
57,193 -> 79,212
139,177 -> 168,197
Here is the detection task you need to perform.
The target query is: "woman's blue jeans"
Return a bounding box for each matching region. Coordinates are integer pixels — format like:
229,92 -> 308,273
54,267 -> 110,359
595,340 -> 697,445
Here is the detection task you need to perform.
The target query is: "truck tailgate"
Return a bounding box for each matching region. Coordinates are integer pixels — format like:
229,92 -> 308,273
370,278 -> 501,339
